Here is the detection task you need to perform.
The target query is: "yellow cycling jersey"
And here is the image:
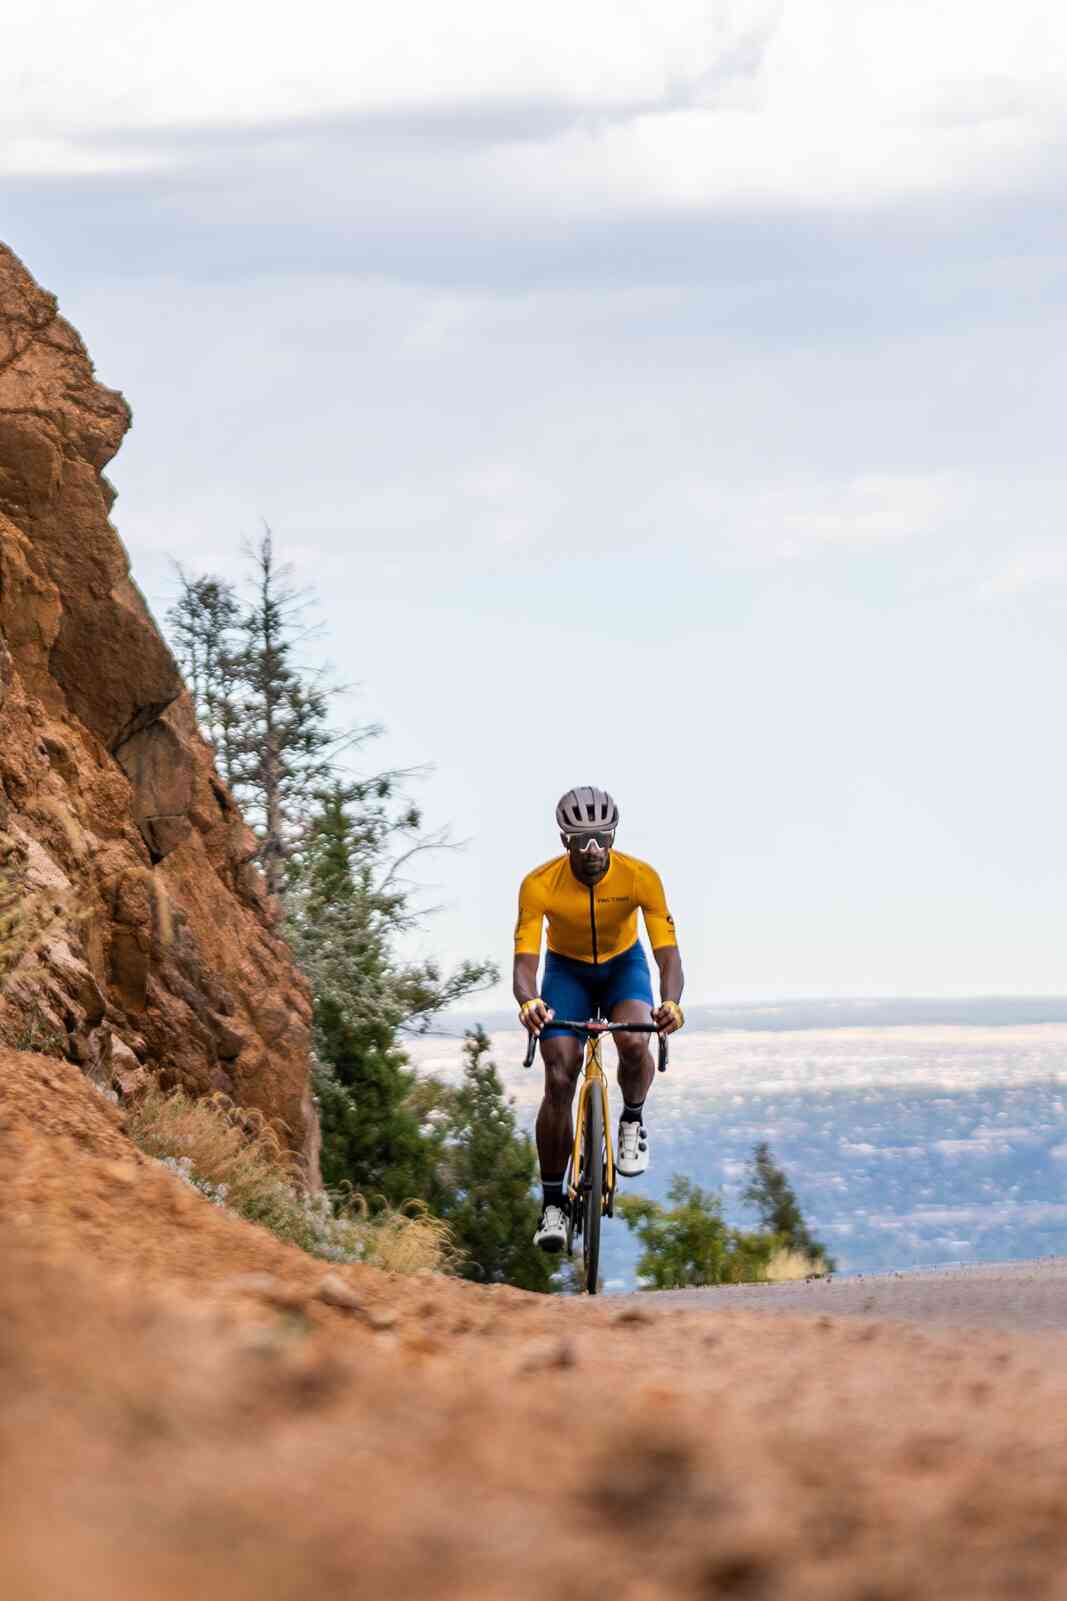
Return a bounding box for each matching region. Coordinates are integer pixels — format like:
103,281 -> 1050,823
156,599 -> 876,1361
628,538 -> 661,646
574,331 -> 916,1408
514,850 -> 677,965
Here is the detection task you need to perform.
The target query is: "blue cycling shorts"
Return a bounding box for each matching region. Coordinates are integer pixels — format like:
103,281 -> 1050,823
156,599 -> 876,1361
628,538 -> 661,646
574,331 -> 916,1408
541,942 -> 654,1039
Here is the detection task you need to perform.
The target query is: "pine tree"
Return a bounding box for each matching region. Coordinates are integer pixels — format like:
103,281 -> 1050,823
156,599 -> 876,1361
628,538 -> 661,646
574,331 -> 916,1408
166,572 -> 244,787
234,531 -> 359,895
288,787 -> 497,1205
434,1029 -> 553,1292
618,1176 -> 774,1290
742,1141 -> 835,1271
168,532 -> 380,894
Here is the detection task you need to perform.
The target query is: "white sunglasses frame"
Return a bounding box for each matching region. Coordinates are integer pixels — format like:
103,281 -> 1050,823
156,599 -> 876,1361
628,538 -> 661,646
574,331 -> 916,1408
562,830 -> 616,853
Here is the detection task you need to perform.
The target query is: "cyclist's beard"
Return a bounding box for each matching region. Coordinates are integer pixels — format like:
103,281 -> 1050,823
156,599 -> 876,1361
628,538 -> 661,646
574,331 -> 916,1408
570,849 -> 610,886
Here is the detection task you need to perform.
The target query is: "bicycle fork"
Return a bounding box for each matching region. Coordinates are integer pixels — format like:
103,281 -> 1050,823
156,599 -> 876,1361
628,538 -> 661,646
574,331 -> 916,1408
568,1057 -> 616,1217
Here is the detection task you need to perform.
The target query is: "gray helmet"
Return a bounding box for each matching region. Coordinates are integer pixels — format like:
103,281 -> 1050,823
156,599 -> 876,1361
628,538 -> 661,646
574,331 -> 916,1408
555,786 -> 619,834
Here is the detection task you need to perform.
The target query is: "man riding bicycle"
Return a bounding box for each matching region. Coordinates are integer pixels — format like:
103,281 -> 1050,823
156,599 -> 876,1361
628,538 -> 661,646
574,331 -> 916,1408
514,786 -> 685,1253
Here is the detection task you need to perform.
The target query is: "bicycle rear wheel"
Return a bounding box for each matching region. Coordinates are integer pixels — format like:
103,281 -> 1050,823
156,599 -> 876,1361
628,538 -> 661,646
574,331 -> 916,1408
581,1087 -> 604,1294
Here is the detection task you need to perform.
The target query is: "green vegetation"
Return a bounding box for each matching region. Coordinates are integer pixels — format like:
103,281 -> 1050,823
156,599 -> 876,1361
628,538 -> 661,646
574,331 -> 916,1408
427,1029 -> 553,1292
167,537 -> 559,1288
287,784 -> 495,1205
743,1139 -> 835,1272
619,1146 -> 834,1290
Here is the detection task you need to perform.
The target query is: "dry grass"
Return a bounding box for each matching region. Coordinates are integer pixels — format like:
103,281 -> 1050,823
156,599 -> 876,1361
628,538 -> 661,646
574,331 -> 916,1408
0,850 -> 62,988
765,1247 -> 831,1283
125,1083 -> 459,1275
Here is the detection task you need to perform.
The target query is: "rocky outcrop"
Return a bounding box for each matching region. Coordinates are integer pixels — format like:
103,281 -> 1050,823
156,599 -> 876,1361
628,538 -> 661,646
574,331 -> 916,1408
0,243 -> 319,1179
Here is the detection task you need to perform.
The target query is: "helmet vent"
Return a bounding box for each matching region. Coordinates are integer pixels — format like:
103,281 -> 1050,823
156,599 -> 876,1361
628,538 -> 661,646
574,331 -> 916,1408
555,786 -> 619,834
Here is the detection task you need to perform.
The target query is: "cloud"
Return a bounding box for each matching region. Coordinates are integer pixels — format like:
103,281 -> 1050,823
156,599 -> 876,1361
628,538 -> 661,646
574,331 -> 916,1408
4,0 -> 1067,217
0,1 -> 779,161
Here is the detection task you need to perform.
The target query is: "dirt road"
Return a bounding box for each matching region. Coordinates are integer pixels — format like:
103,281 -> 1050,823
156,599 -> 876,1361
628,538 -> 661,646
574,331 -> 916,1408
6,1046 -> 1067,1600
647,1258 -> 1067,1333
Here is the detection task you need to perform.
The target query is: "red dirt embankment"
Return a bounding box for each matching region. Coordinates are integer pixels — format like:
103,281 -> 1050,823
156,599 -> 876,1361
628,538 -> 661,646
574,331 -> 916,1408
5,1046 -> 1067,1601
0,242 -> 317,1173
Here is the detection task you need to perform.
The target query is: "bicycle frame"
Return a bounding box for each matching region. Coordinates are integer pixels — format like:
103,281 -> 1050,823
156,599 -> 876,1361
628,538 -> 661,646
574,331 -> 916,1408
523,1018 -> 668,1216
570,1030 -> 615,1211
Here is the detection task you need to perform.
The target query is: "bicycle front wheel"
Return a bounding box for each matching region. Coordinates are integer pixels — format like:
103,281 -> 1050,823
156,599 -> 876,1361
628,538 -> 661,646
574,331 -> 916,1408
581,1086 -> 604,1294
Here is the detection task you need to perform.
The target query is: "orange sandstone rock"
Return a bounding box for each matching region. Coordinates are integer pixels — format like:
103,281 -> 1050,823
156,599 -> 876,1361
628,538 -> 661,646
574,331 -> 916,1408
0,242 -> 319,1180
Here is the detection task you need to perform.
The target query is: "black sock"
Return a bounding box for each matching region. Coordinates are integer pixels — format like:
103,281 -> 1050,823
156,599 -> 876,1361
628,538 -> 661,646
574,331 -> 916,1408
621,1101 -> 645,1125
542,1176 -> 567,1211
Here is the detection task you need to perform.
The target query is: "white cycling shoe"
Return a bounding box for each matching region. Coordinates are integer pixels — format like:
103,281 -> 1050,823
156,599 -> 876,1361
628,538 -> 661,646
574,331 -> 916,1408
533,1204 -> 569,1253
616,1118 -> 649,1177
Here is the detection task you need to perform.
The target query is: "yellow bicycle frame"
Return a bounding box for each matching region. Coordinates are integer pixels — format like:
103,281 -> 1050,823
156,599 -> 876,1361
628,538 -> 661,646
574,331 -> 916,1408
567,1030 -> 616,1211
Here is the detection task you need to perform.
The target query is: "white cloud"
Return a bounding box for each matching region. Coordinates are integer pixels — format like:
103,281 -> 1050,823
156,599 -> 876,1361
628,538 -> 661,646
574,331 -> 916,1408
4,0 -> 1067,211
0,1 -> 779,140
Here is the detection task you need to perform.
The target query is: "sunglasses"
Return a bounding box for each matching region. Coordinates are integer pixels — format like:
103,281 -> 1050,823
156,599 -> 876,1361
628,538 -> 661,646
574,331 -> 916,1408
563,830 -> 616,852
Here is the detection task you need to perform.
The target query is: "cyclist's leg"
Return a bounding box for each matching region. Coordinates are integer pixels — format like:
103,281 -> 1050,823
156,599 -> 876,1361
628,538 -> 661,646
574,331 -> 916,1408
602,944 -> 657,1107
536,951 -> 592,1194
536,1034 -> 583,1181
610,998 -> 655,1106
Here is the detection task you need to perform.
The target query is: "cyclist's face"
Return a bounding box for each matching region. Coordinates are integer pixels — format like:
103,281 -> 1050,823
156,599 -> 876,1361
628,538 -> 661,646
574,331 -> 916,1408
563,832 -> 612,884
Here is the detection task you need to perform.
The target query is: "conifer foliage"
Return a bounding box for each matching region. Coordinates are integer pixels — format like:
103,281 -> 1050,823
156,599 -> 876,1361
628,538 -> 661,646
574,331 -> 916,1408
430,1029 -> 553,1292
287,786 -> 496,1204
166,534 -> 559,1289
742,1141 -> 835,1271
168,531 -> 377,895
166,573 -> 244,789
619,1146 -> 834,1289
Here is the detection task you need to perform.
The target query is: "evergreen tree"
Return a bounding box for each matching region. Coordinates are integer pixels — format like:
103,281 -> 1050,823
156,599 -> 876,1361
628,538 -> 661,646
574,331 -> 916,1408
618,1176 -> 776,1290
742,1141 -> 835,1271
620,1150 -> 835,1290
168,532 -> 381,894
166,572 -> 244,787
234,531 -> 366,895
433,1029 -> 553,1292
288,787 -> 496,1205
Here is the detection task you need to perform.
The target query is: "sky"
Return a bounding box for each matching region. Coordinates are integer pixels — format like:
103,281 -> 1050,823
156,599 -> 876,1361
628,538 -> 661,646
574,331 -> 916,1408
3,1 -> 1067,1007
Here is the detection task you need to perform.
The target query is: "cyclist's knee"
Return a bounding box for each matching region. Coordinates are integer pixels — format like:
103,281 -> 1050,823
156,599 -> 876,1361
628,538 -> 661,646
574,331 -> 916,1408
542,1046 -> 580,1105
615,1033 -> 650,1071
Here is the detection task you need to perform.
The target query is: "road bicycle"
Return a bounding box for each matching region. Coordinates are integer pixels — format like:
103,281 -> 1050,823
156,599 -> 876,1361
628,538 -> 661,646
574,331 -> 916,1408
524,1018 -> 668,1294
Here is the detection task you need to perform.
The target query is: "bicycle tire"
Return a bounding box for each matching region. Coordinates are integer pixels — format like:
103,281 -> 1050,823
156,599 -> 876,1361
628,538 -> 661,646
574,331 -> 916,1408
582,1086 -> 604,1294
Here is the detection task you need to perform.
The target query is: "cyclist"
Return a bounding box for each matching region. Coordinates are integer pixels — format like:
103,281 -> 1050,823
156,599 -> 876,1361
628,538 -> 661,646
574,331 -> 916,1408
514,786 -> 684,1253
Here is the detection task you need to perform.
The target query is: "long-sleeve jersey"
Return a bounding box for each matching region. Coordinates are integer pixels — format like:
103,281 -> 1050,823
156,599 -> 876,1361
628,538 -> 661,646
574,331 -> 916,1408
514,850 -> 677,966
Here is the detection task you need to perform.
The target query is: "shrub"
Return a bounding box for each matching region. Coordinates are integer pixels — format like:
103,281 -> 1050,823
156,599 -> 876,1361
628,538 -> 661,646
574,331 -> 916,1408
126,1083 -> 459,1274
765,1245 -> 831,1282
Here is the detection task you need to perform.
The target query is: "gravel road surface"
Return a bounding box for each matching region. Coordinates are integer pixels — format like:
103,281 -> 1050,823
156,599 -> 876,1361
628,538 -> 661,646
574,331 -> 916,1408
644,1257 -> 1067,1332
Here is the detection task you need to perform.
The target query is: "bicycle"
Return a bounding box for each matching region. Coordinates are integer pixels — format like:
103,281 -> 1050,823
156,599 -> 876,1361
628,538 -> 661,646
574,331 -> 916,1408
524,1017 -> 668,1294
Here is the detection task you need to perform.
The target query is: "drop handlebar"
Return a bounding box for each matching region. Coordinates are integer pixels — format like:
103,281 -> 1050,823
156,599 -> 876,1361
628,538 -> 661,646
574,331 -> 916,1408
523,1019 -> 669,1073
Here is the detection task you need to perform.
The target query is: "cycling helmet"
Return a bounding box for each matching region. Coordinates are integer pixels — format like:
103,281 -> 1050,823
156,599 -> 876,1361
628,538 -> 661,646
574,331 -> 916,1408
555,786 -> 619,834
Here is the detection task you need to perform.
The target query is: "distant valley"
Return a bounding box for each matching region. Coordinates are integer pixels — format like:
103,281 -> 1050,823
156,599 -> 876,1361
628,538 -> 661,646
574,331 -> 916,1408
409,1011 -> 1067,1291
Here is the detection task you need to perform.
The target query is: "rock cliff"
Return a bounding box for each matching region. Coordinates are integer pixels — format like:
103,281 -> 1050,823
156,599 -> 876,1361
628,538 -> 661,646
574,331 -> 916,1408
0,242 -> 319,1178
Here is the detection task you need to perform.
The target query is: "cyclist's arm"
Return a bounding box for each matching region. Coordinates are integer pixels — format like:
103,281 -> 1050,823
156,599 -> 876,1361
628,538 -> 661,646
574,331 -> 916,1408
513,953 -> 541,1007
638,863 -> 684,1032
651,944 -> 685,1033
514,878 -> 552,1033
652,944 -> 684,1007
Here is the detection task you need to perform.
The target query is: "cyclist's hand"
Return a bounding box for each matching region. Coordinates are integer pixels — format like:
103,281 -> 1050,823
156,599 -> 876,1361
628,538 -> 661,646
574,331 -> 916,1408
519,997 -> 553,1035
653,1000 -> 684,1036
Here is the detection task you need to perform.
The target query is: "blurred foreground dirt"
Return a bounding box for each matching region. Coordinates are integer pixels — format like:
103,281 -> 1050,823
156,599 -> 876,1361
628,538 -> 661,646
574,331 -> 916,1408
4,1047 -> 1067,1600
